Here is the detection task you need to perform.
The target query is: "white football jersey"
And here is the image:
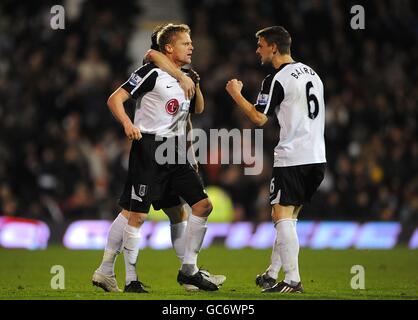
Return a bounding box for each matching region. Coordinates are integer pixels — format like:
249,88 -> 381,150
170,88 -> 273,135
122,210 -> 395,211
255,62 -> 326,167
122,63 -> 195,138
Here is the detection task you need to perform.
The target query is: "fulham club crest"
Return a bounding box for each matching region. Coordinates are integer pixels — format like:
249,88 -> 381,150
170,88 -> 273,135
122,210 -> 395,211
139,184 -> 147,196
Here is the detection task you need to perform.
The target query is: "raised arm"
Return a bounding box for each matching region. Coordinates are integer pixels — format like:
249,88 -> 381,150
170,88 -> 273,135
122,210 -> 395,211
145,49 -> 195,100
107,88 -> 142,140
226,79 -> 268,126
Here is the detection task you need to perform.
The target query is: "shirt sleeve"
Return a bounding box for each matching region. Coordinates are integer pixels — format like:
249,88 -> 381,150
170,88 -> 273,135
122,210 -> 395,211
121,63 -> 158,99
254,74 -> 284,116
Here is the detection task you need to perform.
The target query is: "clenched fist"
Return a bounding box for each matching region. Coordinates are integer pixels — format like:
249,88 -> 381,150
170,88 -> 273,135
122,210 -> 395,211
226,79 -> 243,98
123,121 -> 142,141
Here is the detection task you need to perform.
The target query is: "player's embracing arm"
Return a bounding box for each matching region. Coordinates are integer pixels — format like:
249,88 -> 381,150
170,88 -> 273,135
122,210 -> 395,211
226,74 -> 282,126
146,49 -> 204,113
145,49 -> 195,100
107,63 -> 158,140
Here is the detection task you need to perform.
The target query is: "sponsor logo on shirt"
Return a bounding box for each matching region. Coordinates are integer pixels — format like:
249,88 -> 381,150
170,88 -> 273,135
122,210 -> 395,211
128,73 -> 141,86
180,100 -> 190,112
165,99 -> 180,115
257,93 -> 269,106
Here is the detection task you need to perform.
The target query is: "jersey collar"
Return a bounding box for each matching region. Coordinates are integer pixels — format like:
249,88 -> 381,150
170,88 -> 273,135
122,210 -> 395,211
276,61 -> 297,72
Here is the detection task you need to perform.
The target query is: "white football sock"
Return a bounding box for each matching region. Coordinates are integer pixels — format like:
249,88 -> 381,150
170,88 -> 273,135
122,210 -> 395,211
98,213 -> 127,275
267,219 -> 298,279
171,221 -> 187,264
123,224 -> 141,285
181,214 -> 207,275
275,219 -> 300,284
266,234 -> 282,280
293,219 -> 299,281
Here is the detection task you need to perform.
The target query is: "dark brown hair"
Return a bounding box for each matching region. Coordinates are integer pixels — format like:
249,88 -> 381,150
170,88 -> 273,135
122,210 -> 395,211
255,26 -> 291,55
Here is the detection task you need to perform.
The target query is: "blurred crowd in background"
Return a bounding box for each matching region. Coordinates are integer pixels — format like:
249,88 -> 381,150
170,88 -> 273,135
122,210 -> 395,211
0,1 -> 417,236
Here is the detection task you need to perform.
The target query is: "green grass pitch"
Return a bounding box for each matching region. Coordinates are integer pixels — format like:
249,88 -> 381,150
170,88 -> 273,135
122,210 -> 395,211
0,246 -> 417,300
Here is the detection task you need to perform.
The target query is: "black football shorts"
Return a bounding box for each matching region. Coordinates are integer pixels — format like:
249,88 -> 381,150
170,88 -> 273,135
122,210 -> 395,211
269,163 -> 326,206
118,134 -> 208,213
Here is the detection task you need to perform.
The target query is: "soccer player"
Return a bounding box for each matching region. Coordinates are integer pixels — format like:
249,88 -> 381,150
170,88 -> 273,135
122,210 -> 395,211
226,26 -> 326,293
144,40 -> 226,291
94,23 -> 221,293
92,24 -> 225,293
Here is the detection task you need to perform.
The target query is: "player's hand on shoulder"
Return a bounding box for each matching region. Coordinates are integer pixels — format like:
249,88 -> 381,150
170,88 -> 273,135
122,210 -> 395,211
226,79 -> 243,96
143,49 -> 158,64
143,49 -> 151,63
179,73 -> 195,100
188,69 -> 200,85
123,121 -> 142,141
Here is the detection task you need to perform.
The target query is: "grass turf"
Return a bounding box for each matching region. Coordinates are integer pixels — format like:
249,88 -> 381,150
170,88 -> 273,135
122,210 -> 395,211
0,246 -> 417,300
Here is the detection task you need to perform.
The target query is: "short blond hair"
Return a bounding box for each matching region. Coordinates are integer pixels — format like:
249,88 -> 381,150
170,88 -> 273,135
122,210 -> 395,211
157,23 -> 191,53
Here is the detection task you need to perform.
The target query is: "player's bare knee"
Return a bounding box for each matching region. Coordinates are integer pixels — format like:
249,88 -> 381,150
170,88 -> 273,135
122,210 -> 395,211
128,212 -> 148,227
177,205 -> 188,222
292,205 -> 302,220
191,198 -> 212,217
164,205 -> 186,224
271,210 -> 282,223
206,199 -> 213,215
166,212 -> 183,224
121,209 -> 130,219
271,204 -> 294,222
201,198 -> 213,216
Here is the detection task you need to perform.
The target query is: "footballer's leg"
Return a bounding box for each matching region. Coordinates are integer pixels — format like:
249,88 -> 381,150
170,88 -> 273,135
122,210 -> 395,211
163,203 -> 188,263
164,203 -> 226,291
177,198 -> 219,291
116,210 -> 147,292
292,205 -> 302,221
172,165 -> 220,291
263,203 -> 302,293
92,210 -> 130,292
182,198 -> 212,276
256,207 -> 281,289
122,211 -> 149,293
291,205 -> 302,284
256,204 -> 293,289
